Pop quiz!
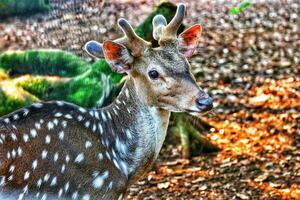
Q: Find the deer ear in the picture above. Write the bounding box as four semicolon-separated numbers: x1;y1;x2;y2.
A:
103;41;134;74
84;40;104;58
178;24;202;58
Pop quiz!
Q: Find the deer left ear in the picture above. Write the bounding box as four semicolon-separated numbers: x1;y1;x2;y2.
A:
178;24;202;58
103;41;134;74
84;40;104;58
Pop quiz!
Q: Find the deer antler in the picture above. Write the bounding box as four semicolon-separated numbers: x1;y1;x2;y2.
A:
115;18;150;57
85;18;150;58
152;3;186;44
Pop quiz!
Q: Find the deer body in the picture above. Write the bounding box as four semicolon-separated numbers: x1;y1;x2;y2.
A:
0;3;213;199
0;78;170;199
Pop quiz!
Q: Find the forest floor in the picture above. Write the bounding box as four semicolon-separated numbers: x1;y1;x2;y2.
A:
0;0;299;199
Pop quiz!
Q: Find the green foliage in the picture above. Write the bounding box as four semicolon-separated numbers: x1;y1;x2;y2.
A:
0;50;89;77
0;0;51;17
230;1;252;15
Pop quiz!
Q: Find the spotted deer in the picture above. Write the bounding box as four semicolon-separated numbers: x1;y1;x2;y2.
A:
0;3;213;200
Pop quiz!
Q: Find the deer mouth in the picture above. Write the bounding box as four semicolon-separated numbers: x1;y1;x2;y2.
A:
183;107;213;116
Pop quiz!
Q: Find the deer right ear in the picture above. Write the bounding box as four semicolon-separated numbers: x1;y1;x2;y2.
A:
102;41;134;74
84;40;104;58
178;24;202;59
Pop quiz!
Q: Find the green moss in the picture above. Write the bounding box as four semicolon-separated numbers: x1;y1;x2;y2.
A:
0;50;89;77
0;87;36;116
15;76;53;97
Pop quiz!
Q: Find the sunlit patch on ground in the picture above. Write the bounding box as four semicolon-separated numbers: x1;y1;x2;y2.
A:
201;77;300;199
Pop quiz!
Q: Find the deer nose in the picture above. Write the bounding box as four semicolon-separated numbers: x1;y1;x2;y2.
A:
196;97;213;112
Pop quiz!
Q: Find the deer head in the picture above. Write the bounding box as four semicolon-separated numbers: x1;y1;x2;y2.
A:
85;3;213;115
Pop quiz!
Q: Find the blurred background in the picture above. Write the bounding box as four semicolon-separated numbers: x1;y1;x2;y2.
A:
0;0;299;199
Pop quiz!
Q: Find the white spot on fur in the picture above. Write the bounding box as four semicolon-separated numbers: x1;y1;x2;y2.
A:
65;155;70;163
41;193;47;200
37;178;42;188
54;112;63;117
101;112;107;121
24;171;30;180
13;114;19;120
98;153;103;161
43;173;50;182
94;111;99;119
85;141;92;149
41;150;48;159
23;134;29;143
53;119;59;126
89;111;94;117
45;135;51;144
47;122;54;130
61;164;66;173
50;177;57;186
64;182;70;192
32;160;38;170
92;124;97;132
107;111;112;120
54;152;59;162
113;108;118;115
11;133;17;141
72;191;78;199
98;123;103;135
62;121;67;128
65;114;72;119
58;188;63;197
92;171;109;189
82;194;91;200
30;129;37;138
17;147;22;156
9;165;15;173
11;149;16;158
79;107;87;113
75;153;84;163
77;115;83;121
58;131;64;140
84;121;90;128
23;109;29;116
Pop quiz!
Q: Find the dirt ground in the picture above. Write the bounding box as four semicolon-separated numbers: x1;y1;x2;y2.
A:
0;0;299;199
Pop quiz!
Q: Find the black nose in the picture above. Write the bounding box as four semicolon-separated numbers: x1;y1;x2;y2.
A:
196;97;213;112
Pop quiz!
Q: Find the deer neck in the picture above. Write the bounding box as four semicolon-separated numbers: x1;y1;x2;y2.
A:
99;78;170;185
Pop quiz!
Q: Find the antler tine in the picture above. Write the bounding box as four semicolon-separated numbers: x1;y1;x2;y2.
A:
163;3;186;40
152;15;167;41
117;18;149;56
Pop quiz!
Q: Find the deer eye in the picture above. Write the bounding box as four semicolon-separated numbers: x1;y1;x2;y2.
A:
148;70;159;80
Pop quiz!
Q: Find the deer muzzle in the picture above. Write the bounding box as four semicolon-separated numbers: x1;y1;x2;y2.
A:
195;96;213;112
